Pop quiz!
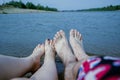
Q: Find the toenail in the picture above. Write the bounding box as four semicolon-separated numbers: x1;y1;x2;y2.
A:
48;39;50;41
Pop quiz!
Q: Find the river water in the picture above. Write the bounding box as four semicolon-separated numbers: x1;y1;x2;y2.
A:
0;11;120;57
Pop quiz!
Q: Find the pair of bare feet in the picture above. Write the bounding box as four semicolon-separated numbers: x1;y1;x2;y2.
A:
30;29;88;75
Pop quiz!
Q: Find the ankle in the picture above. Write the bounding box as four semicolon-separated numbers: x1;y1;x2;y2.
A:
28;56;40;73
65;62;76;80
78;55;89;62
64;59;76;67
45;56;55;61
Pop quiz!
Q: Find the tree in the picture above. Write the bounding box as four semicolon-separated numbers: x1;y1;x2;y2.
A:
1;0;58;11
26;2;36;9
19;0;26;8
4;0;26;8
36;4;45;10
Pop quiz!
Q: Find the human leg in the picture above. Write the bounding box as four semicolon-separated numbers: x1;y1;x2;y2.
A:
69;29;120;80
54;30;77;80
30;40;58;80
0;44;44;80
69;29;90;79
69;29;89;61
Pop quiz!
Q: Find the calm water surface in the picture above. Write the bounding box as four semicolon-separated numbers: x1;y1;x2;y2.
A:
0;11;120;57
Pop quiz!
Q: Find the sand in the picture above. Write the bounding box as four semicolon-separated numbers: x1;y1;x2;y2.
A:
0;7;50;14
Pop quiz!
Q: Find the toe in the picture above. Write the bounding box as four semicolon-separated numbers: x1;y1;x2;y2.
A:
53;37;57;43
70;29;74;36
57;31;62;39
55;34;58;39
60;30;65;38
74;29;77;38
77;31;82;40
72;29;75;37
54;31;61;42
41;44;45;49
78;33;82;41
45;39;49;45
77;31;79;37
80;34;82;40
77;31;81;39
50;40;53;45
59;31;63;38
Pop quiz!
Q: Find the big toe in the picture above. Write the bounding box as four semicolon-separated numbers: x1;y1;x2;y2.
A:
59;30;65;38
45;39;50;45
45;39;54;50
45;39;53;46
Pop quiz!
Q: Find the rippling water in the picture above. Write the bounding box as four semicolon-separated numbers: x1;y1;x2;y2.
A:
0;11;120;57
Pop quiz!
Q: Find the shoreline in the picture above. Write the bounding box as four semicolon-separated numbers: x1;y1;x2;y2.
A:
0;7;52;14
0;7;119;14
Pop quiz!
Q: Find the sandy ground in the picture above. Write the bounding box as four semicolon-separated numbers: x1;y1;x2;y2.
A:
0;8;50;14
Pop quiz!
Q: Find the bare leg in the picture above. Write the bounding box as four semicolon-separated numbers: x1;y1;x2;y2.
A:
54;30;76;80
30;40;58;80
69;29;89;61
0;44;44;80
69;29;90;79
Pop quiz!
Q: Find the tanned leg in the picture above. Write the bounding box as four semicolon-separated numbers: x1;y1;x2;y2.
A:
0;44;44;80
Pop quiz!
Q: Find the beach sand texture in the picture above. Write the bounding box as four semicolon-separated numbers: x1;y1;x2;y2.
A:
0;7;49;14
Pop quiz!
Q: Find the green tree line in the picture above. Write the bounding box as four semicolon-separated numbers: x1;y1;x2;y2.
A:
0;0;58;11
78;5;120;11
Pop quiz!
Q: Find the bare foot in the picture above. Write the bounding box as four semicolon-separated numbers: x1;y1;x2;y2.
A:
69;29;89;61
44;39;55;59
29;44;45;72
54;30;76;66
